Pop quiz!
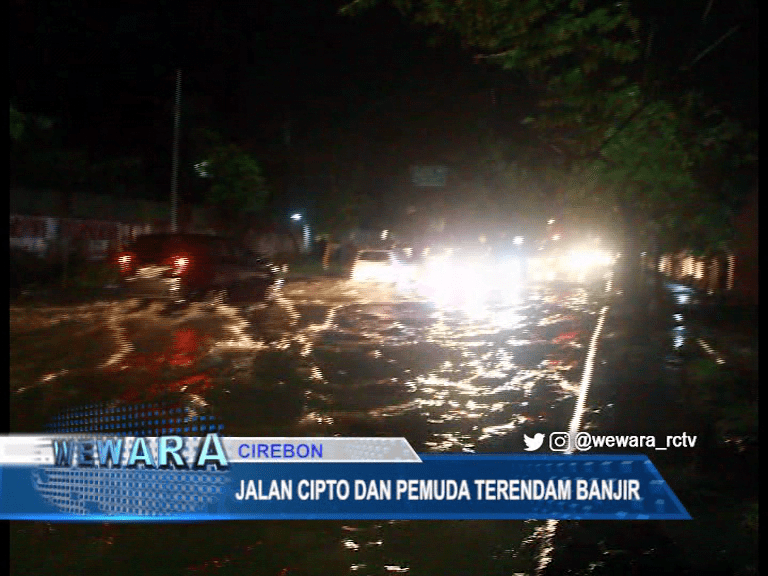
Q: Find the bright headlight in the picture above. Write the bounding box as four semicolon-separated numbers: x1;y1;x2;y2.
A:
568;249;613;269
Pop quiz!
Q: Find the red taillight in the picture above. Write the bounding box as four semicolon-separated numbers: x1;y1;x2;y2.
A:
117;252;136;275
169;255;190;276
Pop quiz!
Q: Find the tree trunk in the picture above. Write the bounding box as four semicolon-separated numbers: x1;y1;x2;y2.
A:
616;198;665;333
617;201;643;297
649;233;665;313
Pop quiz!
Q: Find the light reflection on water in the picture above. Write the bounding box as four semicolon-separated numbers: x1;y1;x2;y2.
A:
287;282;599;461
11;279;606;575
672;326;686;349
265;280;588;571
478;416;531;441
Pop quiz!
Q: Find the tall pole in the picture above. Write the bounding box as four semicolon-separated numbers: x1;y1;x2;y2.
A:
170;69;182;233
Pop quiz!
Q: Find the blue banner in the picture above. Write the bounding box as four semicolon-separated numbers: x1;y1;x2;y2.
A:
0;451;690;521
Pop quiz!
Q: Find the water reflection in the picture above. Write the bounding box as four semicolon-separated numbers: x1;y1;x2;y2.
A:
11;279;608;575
672;325;686;349
287;282;601;457
668;282;694;306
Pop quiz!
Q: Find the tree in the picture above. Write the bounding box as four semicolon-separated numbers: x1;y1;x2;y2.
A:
342;0;645;165
342;0;756;295
194;133;270;233
461;128;569;233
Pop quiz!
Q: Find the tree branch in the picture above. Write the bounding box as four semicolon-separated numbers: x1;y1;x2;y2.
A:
586;100;651;160
687;25;740;68
339;0;382;17
474;49;518;60
701;0;715;24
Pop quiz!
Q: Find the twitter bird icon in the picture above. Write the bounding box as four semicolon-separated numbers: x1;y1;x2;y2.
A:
523;433;545;451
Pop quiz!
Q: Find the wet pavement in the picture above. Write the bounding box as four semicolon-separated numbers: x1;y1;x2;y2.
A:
11;278;608;447
11;275;612;575
541;277;759;576
9;272;757;575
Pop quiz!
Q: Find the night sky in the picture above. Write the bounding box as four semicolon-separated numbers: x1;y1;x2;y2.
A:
10;0;758;221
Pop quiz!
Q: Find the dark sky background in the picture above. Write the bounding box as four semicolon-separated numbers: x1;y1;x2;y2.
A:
10;1;521;216
9;0;758;224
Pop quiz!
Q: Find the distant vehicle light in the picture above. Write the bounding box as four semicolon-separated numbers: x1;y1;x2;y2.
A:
513;236;524;245
552;235;561;241
416;251;523;307
567;248;613;270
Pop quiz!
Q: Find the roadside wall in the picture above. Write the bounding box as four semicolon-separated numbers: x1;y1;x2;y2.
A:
9;188;168;260
651;185;758;305
10;194;307;266
10;214;151;261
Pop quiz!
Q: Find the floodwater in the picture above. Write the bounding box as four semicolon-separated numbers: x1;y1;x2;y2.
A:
11;277;610;575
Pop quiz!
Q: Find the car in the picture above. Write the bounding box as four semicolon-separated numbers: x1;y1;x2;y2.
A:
115;233;282;304
350;249;409;283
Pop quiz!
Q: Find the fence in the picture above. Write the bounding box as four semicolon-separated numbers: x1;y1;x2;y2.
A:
646;251;735;295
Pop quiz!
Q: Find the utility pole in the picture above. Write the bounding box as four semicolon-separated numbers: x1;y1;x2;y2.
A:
170;69;182;233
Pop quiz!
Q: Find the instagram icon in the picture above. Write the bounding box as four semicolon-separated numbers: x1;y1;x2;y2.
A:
549;432;571;452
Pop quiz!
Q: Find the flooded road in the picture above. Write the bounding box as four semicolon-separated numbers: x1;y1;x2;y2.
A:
11;276;609;575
